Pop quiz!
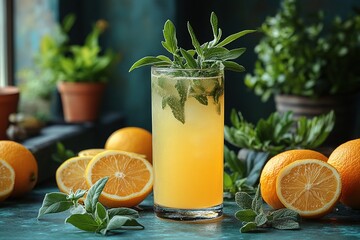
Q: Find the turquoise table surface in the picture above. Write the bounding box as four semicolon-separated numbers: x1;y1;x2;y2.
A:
1;183;359;240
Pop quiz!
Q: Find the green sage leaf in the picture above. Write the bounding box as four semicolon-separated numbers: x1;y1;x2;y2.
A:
180;48;197;68
129;56;168;72
217;29;257;47
235;192;253;209
255;212;268;226
37;192;73;218
187;22;202;57
107;208;139;219
272;219;300;230
240;222;258;233
271;208;300;221
252;186;263;214
85;177;108;214
162;20;178;54
164;95;185;124
222;61;245;72
103;216;130;234
235;209;257;222
65;213;100;232
210;11;219;45
95;202;108;224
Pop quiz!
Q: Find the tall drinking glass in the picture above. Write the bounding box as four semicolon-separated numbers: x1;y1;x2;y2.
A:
151;66;224;221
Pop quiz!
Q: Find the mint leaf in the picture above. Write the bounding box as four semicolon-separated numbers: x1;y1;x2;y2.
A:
37;192;73;218
85;177;108;213
240;222;257;233
65;213;100;232
235;209;257;222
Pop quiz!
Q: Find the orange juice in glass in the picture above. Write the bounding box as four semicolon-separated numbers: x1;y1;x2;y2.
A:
151;67;224;221
128;11;255;221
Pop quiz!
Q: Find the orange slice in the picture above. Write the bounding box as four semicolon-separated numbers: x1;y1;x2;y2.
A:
0;159;15;201
85;150;153;208
78;148;106;157
56;156;92;194
276;159;342;218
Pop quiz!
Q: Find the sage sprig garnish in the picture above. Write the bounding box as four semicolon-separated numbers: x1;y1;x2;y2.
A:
129;12;255;72
235;186;300;233
130;12;255;123
37;177;143;236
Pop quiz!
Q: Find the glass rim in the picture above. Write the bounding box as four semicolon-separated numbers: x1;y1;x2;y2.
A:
151;65;224;71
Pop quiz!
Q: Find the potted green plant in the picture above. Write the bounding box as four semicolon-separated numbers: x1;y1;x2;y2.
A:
22;14;118;123
56;15;118;123
244;0;360;145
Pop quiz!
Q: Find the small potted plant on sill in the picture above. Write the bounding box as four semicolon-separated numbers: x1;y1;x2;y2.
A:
56;15;118;123
33;14;118;123
244;0;360;146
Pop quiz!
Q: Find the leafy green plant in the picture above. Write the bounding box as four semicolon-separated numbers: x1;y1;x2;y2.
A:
235;186;300;233
223;109;335;196
225;110;335;154
245;0;360;101
38;177;144;236
223;146;268;196
59;17;117;82
20;14;117;89
18;14;118;120
51;142;76;163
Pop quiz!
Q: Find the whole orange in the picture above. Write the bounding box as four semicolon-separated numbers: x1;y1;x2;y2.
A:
0;140;38;197
260;149;328;209
327;138;360;209
105;127;152;163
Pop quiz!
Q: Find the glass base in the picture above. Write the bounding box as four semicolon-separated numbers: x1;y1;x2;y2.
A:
154;204;223;222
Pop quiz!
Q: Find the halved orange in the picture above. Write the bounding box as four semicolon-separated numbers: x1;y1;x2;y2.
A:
276;159;342;218
85;150;153;208
78;148;106;157
56;156;92;194
0;159;15;201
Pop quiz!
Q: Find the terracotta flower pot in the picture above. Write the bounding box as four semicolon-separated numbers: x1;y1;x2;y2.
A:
275;94;359;147
57;82;106;123
0;86;20;139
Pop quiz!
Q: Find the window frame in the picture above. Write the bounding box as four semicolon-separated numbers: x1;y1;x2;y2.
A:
0;0;13;87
